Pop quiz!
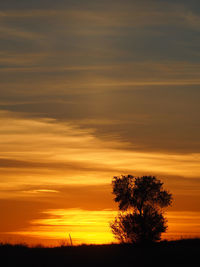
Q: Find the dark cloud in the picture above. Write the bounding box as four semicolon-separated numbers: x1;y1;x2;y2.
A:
0;157;116;173
1;84;200;153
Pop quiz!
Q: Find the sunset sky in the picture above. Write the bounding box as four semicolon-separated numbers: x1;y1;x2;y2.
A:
0;0;200;246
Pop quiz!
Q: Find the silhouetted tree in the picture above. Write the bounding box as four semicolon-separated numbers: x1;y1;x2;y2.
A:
110;175;172;244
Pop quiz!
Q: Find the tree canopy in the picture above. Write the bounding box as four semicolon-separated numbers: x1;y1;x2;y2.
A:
110;175;172;244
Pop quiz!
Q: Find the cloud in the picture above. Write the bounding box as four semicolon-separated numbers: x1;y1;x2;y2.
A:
0;110;200;194
0;1;200;65
0;24;43;41
23;189;59;194
1;2;200;30
1;61;200;99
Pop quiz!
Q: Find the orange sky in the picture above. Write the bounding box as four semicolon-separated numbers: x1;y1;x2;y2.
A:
0;111;200;245
0;0;200;245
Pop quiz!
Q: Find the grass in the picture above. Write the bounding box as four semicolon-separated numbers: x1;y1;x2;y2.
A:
0;238;199;267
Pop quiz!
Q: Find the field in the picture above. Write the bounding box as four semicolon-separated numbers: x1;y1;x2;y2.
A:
0;239;199;267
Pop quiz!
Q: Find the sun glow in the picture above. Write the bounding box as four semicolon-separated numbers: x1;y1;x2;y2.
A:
10;209;200;245
12;209;117;245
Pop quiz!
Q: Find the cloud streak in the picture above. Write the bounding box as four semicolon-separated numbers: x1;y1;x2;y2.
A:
0;111;200;190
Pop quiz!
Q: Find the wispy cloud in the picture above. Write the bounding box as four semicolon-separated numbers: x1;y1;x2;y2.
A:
0;24;43;41
1;2;200;30
0;110;200;194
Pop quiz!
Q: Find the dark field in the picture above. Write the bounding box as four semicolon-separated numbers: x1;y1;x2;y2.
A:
1;239;199;267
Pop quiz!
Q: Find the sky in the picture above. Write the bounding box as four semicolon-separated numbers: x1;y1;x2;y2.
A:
0;0;200;245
